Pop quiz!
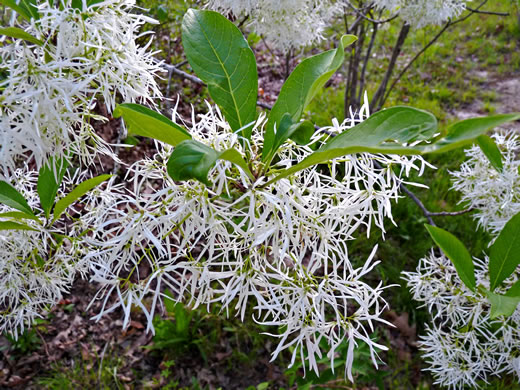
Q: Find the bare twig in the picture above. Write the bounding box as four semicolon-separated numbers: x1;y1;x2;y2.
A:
428;209;474;217
160;62;204;85
159;61;276;111
381;21;450;107
377;0;503;108
237;14;249;28
344;1;399;24
465;7;509;16
370;22;410;111
399;184;436;226
257;101;272;110
34;327;50;358
357;21;378;104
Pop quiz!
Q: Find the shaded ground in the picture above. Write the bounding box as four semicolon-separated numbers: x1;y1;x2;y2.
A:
453;70;520;131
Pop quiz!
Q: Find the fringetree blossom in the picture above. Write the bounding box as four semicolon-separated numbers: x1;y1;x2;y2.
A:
371;0;470;28
206;0;342;51
206;0;470;51
404;130;520;388
81;98;432;377
0;0;162;174
403;252;520;388
0;168;97;338
450;130;520;236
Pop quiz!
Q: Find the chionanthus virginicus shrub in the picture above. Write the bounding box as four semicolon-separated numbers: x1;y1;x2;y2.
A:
405;131;520;388
1;0;520;383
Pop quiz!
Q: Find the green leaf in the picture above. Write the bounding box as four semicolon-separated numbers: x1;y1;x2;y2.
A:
114;104;191;147
0;220;36;231
476;134;503;172
425;224;476;292
0;0;39;21
505;279;520;297
0;26;43;45
0;211;39;221
182;9;258;138
167;140;253;186
263;113;314;166
486;290;520;319
489;212;520;291
425;113;520;154
38;157;69;218
174;302;192;336
0;181;34;216
163;289;177;315
263;35;357;160
219;149;255;181
53;175;112;221
266;106;437;185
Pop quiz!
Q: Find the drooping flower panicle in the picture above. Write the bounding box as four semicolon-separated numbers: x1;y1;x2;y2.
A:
0;0;162;173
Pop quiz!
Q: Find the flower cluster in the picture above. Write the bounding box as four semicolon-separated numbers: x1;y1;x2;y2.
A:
450;130;520;236
0;0;162;174
371;0;469;28
403;251;520;389
206;0;341;51
0;168;93;338
206;0;470;50
81;98;431;377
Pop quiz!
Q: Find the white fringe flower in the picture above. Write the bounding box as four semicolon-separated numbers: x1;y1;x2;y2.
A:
0;168;95;338
206;0;342;51
371;0;469;28
450;130;520;236
403;251;520;388
0;0;162;173
83;97;431;378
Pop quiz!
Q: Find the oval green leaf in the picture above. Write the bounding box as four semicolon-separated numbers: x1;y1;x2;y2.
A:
266;106;436;185
53;175;112;222
167;140;253;186
486;290;520;319
425;224;476;292
114;103;191;147
0;211;40;221
476;134;503;172
0;181;34;216
0;220;36;231
38;156;69;218
264;113;315;166
505;279;520;297
182;9;258;138
0;26;43;45
426;113;520;154
489;212;520;291
263;35;357;161
0;0;39;21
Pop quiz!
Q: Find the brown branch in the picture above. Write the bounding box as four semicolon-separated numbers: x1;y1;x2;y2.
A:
381;21;450;107
159;62;273;111
357;21;378;103
370;22;410;111
399;184;436;226
465;7;509;16
378;0;503;107
344;1;399;24
428;209;474;217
